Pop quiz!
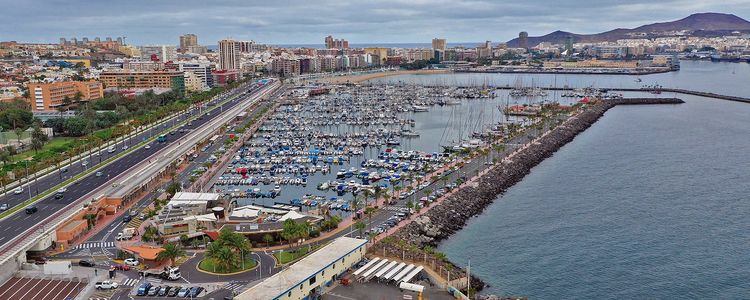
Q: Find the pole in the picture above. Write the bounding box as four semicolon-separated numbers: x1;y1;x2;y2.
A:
466;259;470;298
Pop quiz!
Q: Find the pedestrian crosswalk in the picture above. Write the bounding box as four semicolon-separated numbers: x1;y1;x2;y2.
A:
120;278;140;287
223;282;246;293
75;242;115;249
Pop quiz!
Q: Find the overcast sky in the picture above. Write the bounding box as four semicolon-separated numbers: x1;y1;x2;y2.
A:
2;0;750;45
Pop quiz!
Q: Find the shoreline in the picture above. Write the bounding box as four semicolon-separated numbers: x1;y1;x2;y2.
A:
369;97;684;296
455;68;674;75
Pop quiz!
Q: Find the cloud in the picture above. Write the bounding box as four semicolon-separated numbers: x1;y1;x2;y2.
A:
1;0;749;45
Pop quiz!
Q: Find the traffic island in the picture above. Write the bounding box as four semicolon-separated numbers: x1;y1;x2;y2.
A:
197;256;257;275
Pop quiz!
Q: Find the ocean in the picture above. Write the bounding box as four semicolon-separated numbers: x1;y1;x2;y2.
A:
370;61;750;299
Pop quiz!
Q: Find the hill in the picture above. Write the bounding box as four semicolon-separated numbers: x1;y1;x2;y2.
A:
507;13;750;47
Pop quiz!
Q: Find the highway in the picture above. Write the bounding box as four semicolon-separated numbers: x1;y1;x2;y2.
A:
0;80;276;251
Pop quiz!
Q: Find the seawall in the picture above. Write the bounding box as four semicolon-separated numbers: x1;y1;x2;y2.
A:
369;97;683;292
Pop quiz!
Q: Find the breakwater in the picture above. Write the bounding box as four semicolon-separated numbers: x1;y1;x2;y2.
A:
454;68;673;75
369;97;683;292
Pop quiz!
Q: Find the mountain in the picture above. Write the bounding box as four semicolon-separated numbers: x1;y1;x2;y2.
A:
506;13;750;47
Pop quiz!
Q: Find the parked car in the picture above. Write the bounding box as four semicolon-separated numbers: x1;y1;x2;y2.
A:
95;281;118;289
147;286;159;296
189;287;204;297
34;257;47;265
157;286;170;296
124;258;139;266
167;286;180;297
136;282;152;296
177;287;190;297
78;259;96;267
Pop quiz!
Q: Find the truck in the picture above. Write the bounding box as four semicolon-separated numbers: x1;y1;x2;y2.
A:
115;227;136;241
138;266;181;281
95;280;119;290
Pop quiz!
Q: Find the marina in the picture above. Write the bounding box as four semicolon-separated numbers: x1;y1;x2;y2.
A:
207;83;595;214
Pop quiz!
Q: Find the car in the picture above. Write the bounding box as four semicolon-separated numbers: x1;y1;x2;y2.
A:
33;257;47;265
107;146;116;153
189;287;204;297
145;144;151;149
139;214;147;220
25;206;38;214
167;286;180;297
113;264;130;271
147;286;159;296
158;286;169;296
177;287;190;297
13;187;23;194
95;281;118;289
124;258;139;266
78;259;96;267
95;171;103;177
123;215;132;223
61;167;68;173
81;160;88;167
0;203;8;211
122;145;128;151
137;283;152;296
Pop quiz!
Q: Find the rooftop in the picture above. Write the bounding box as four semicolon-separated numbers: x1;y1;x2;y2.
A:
238;237;367;300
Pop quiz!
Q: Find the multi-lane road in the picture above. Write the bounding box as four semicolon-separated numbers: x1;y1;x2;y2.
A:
0;80;276;250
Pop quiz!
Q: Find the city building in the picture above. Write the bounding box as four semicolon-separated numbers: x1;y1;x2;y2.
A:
432;38;447;51
139;45;178;62
211;69;240;86
271;58;301;77
218;39;241;71
26;81;103;111
519;31;529;49
324;35;349;49
99;70;185;94
237;237;367;300
178;62;214;90
179;34;198;51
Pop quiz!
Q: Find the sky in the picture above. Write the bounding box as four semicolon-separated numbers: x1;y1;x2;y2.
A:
2;0;750;46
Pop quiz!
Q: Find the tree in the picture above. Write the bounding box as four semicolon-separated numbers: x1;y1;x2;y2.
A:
262;233;274;247
206;242;237;272
30;125;48;153
365;207;376;231
156;243;186;266
355;221;366;237
165;181;181;196
13;127;24;143
219;228;251;254
179;234;189;246
281;219;299;247
83;213;97;229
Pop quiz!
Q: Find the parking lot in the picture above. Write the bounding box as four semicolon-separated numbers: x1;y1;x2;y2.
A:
0;277;86;300
324;280;453;300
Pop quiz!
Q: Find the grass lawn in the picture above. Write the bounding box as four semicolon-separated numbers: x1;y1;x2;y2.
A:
10;137;75;162
198;256;257;274
273;244;322;264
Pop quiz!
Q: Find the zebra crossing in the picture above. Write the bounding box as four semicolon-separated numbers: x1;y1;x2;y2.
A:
120;278;140;287
223;282;246;293
75;242;115;249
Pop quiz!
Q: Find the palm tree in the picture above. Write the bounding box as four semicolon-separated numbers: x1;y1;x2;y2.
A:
365;207;376;231
157;243;186;266
83;214;97;229
355;221;366;237
361;188;373;207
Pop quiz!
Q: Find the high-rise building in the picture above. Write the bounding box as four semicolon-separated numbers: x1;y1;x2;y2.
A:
325;35;334;49
218;39;241;71
432;38;447;51
179;62;214;90
139;45;178;62
518;31;529;49
179;34;198;51
324;35;349;49
26;81;104;111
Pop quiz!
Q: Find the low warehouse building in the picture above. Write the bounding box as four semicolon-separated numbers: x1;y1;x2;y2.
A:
237;237;367;300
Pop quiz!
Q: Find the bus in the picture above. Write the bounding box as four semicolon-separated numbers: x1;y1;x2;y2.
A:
157;134;167;143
